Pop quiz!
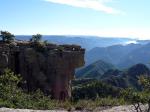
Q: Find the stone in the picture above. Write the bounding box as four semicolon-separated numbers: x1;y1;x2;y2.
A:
0;41;85;100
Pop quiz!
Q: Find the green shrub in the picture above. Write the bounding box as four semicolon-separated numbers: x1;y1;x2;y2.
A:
0;31;15;42
72;80;120;101
120;76;150;112
0;69;131;110
0;69;55;109
30;34;42;43
72;97;126;110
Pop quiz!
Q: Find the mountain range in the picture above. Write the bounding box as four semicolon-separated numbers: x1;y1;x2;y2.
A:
102;64;150;90
85;43;150;68
15;35;150;90
76;60;115;79
16;35;150;73
76;61;150;90
16;35;147;50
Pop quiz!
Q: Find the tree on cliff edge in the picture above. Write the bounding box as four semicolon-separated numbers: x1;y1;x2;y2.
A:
0;31;15;42
30;34;42;43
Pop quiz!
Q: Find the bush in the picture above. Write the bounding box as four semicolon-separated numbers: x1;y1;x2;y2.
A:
0;69;55;109
0;31;15;42
120;76;150;112
0;69;127;110
72;97;126;110
72;80;120;101
30;34;42;43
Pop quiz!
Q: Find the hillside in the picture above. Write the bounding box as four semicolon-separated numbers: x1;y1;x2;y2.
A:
76;62;150;90
118;43;150;68
85;43;150;68
76;60;115;79
85;43;141;66
102;64;150;90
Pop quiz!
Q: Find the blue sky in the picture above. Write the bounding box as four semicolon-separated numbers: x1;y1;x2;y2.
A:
0;0;150;39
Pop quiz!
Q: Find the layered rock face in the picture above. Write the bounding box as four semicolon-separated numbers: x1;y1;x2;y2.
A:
0;41;85;100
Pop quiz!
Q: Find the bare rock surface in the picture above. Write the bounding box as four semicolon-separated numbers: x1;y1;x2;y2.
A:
0;105;148;112
0;108;67;112
94;105;148;112
0;41;85;100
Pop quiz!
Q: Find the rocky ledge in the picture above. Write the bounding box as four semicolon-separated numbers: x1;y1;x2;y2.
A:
0;41;85;100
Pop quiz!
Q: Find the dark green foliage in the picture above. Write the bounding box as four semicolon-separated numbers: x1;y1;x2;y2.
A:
0;69;64;109
140;76;150;91
139;76;150;111
71;97;126;110
30;34;42;43
0;69;49;109
103;64;150;90
43;40;49;45
72;79;127;109
120;76;150;112
127;64;150;78
0;31;15;42
58;46;65;51
33;42;48;53
73;63;150;111
72;78;97;87
30;34;52;53
72;80;120;101
76;60;115;79
0;69;125;110
30;39;51;53
101;69;123;79
77;62;150;90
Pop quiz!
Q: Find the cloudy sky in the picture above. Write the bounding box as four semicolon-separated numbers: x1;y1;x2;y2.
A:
0;0;150;39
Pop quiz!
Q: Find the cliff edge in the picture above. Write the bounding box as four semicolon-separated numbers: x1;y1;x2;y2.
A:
0;41;85;100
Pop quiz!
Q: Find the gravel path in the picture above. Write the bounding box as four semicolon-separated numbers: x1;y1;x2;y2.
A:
0;108;67;112
94;105;148;112
0;105;148;112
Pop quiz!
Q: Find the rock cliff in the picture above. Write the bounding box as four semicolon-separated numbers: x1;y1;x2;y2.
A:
0;41;85;100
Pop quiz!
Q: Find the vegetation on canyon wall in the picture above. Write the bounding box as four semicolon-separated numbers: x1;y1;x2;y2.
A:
0;69;149;111
0;69;125;110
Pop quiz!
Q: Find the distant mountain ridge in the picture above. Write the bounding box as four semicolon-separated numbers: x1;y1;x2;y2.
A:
16;35;140;50
16;35;150;69
102;64;150;90
76;60;115;79
76;62;150;90
85;43;142;66
118;43;150;68
85;42;150;68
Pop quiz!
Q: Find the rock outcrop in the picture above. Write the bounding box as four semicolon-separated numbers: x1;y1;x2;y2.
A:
0;41;85;100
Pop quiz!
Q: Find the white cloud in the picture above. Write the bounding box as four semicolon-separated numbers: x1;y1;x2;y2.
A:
44;0;122;14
